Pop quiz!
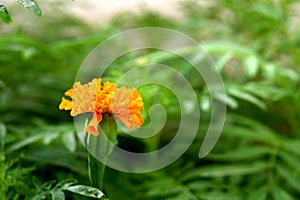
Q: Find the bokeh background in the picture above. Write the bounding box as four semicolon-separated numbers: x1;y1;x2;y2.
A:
0;0;300;199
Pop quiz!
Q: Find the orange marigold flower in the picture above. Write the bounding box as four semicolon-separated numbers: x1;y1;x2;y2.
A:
112;87;144;130
59;78;144;136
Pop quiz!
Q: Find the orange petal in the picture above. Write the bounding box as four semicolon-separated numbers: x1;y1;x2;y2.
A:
84;126;99;136
116;114;133;130
59;97;72;110
130;113;144;127
64;89;73;98
84;113;102;136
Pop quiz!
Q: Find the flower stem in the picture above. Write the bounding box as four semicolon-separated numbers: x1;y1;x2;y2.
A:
87;115;117;191
88;152;106;190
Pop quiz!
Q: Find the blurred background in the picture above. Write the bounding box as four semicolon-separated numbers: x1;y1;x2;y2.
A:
0;0;300;199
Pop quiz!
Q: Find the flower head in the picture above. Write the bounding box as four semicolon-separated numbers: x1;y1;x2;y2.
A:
59;78;144;136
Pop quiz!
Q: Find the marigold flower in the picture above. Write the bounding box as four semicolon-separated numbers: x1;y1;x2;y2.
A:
59;78;144;136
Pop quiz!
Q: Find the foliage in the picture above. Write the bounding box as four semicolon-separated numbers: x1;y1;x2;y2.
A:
32;179;106;200
0;0;41;23
0;0;299;199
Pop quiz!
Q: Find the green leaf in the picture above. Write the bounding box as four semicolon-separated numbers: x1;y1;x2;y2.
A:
280;67;299;81
224;114;281;146
5;134;45;154
142;173;198;200
0;3;12;23
216;51;233;70
53;179;77;190
66;185;104;199
262;63;277;80
16;0;42;16
0;122;6;152
228;87;266;109
282;140;300;157
196;191;242;200
208;146;272;161
252;3;282;21
276;164;300;192
181;162;268;180
223;95;239;109
186;181;216;191
223;125;279;146
24;148;87;176
144;179;183;197
242;82;287;101
32;194;48;200
50;190;65;200
243;55;259;78
202;41;253;57
247;186;268;200
42;132;59;145
37;180;56;192
279;150;300;173
62;132;76;152
33;180;56;200
270;185;294;200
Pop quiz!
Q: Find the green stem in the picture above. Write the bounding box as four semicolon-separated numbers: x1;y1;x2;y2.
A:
87;115;117;191
88;152;107;190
